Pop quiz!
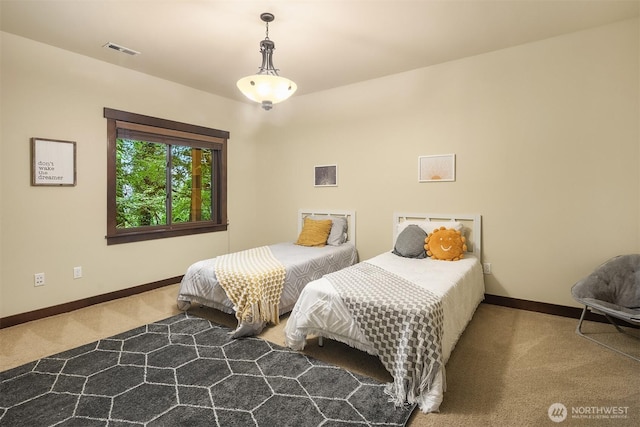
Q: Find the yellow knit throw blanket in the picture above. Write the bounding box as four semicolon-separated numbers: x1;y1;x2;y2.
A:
215;246;286;325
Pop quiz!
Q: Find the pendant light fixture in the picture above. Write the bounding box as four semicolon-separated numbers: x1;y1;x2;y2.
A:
236;12;297;110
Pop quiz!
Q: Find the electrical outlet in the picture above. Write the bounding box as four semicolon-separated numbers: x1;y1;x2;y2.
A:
34;273;45;286
73;266;82;279
483;263;492;275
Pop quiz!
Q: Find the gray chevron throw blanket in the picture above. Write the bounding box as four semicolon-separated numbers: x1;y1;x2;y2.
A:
324;262;444;407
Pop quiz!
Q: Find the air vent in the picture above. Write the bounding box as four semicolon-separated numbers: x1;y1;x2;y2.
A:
103;42;140;56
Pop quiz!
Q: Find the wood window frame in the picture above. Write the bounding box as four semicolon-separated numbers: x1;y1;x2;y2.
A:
104;108;229;245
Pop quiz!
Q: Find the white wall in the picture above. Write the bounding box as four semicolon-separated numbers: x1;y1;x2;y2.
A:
1;17;638;319
255;18;640;308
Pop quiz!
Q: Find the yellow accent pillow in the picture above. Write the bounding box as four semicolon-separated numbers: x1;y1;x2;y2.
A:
296;217;332;247
424;226;467;261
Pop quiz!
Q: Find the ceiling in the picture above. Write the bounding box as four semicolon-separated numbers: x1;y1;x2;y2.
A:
1;1;638;104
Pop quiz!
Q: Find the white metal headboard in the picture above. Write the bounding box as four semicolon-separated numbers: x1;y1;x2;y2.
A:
393;212;481;261
298;209;356;245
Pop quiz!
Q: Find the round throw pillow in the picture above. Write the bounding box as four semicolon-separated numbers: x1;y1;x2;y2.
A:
425;227;467;261
392;224;427;259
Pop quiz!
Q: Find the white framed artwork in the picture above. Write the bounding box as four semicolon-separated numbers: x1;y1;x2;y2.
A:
314;164;338;187
419;154;455;182
31;137;77;186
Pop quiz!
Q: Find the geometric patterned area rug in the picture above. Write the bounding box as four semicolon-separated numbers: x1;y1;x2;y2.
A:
0;313;415;426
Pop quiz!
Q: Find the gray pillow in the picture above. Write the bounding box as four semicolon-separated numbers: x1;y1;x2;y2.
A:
392;224;427;258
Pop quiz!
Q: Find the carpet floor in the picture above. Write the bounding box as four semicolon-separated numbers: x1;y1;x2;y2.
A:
0;312;415;427
1;284;638;426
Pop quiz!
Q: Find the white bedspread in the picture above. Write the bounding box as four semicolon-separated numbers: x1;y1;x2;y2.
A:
284;251;484;412
178;242;358;325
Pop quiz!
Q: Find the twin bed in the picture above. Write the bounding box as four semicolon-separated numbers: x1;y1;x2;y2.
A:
178;211;484;413
284;213;485;413
177;209;358;336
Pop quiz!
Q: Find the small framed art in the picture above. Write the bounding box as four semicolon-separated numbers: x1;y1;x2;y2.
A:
419;154;455;182
31;138;77;186
314;164;338;187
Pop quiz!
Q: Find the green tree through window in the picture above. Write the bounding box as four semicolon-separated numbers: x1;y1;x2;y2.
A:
171;145;212;224
116;139;166;227
105;108;229;245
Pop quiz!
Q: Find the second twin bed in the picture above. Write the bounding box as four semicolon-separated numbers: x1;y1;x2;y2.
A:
284;213;485;413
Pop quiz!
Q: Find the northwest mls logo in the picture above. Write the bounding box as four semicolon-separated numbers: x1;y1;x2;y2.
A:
548;403;568;423
548;403;630;422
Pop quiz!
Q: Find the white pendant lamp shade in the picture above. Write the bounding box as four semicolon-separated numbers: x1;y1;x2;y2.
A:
237;13;297;110
236;74;297;110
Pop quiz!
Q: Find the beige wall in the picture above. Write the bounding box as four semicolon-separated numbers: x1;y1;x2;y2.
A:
0;32;264;318
255;18;640;307
1;17;638;319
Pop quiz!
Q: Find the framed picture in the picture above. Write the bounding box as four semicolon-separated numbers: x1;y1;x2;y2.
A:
419;154;455;182
314;164;338;187
31;137;77;186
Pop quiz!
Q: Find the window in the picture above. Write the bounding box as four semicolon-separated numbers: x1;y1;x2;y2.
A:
104;108;229;245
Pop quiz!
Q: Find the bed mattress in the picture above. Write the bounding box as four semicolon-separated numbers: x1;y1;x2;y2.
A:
177;241;358;316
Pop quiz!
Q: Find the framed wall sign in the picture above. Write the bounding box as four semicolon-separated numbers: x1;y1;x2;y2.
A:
419;154;455;182
314;164;338;187
31;138;77;186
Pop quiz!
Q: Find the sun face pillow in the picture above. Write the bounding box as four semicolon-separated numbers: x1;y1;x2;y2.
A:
424;226;467;261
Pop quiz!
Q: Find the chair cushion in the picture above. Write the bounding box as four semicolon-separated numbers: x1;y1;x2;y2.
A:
571;254;640;309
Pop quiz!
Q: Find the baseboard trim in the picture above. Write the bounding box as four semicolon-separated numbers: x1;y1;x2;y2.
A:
483;294;638;328
1;285;632;330
0;276;183;329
